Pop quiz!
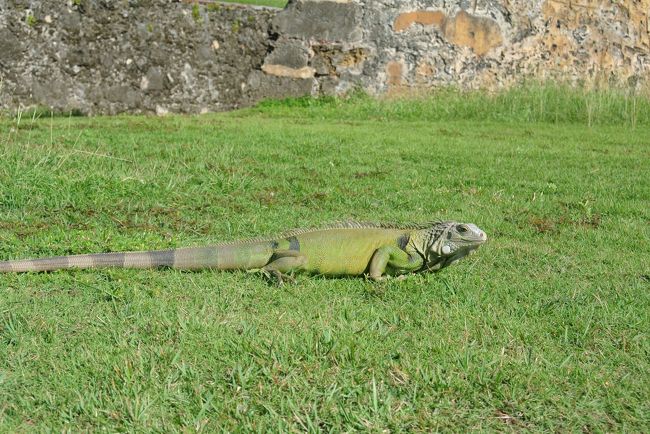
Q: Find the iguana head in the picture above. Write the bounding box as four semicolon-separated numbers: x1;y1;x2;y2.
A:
414;221;487;272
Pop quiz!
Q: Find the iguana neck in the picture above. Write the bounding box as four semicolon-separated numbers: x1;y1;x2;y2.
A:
408;223;453;271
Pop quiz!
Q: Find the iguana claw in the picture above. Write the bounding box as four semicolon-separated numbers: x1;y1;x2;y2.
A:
267;269;295;285
368;274;409;282
248;268;295;285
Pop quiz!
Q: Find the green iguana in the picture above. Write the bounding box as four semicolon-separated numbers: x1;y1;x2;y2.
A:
0;221;487;281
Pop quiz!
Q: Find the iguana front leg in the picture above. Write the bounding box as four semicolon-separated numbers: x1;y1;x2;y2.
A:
368;246;423;281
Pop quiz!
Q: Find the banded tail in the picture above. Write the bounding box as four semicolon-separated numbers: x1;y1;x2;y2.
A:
0;243;274;273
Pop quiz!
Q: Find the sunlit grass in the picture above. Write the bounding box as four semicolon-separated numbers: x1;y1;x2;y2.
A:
250;84;650;127
0;88;648;431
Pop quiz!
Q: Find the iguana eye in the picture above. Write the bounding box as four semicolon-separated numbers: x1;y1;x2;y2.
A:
457;226;468;234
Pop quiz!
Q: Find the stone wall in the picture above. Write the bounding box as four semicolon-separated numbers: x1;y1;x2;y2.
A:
258;0;650;97
1;0;648;115
0;0;276;114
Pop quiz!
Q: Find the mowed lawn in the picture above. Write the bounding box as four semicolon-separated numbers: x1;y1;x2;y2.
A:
0;92;649;431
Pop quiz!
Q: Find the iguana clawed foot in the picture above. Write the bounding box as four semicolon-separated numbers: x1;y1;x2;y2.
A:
369;274;409;282
266;269;296;285
249;268;296;285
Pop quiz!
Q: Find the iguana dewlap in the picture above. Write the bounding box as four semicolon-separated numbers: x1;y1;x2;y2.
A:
0;221;487;281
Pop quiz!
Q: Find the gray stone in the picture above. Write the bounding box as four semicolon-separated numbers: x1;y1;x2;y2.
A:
141;66;164;92
264;39;311;69
0;0;278;114
311;51;334;76
318;76;340;94
31;80;66;108
104;85;140;106
0;28;23;59
247;70;315;100
272;0;363;42
195;44;215;64
59;11;81;33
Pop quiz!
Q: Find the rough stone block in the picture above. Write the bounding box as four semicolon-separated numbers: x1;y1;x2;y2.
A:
318;75;340;94
330;47;369;74
394;11;446;32
443;11;503;56
261;63;316;79
264;39;311;69
311;44;370;77
386;60;405;87
394;9;503;56
415;61;436;82
140;66;164;92
247;70;316;99
273;0;363;42
0;28;23;58
311;51;335;76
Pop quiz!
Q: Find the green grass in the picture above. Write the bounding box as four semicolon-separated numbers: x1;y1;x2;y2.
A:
1;88;649;431
254;85;650;127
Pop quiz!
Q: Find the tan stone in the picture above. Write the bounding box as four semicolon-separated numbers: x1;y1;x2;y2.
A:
386;61;404;87
394;11;446;32
262;64;315;79
394;9;503;56
538;0;650;82
415;62;435;83
336;48;369;69
442;11;503;56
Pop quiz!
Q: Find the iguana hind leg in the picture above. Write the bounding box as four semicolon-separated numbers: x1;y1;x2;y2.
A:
261;250;307;284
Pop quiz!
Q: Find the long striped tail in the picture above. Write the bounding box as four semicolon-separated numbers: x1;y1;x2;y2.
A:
0;243;273;273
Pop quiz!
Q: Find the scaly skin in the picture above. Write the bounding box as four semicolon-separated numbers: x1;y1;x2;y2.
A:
0;221;487;281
